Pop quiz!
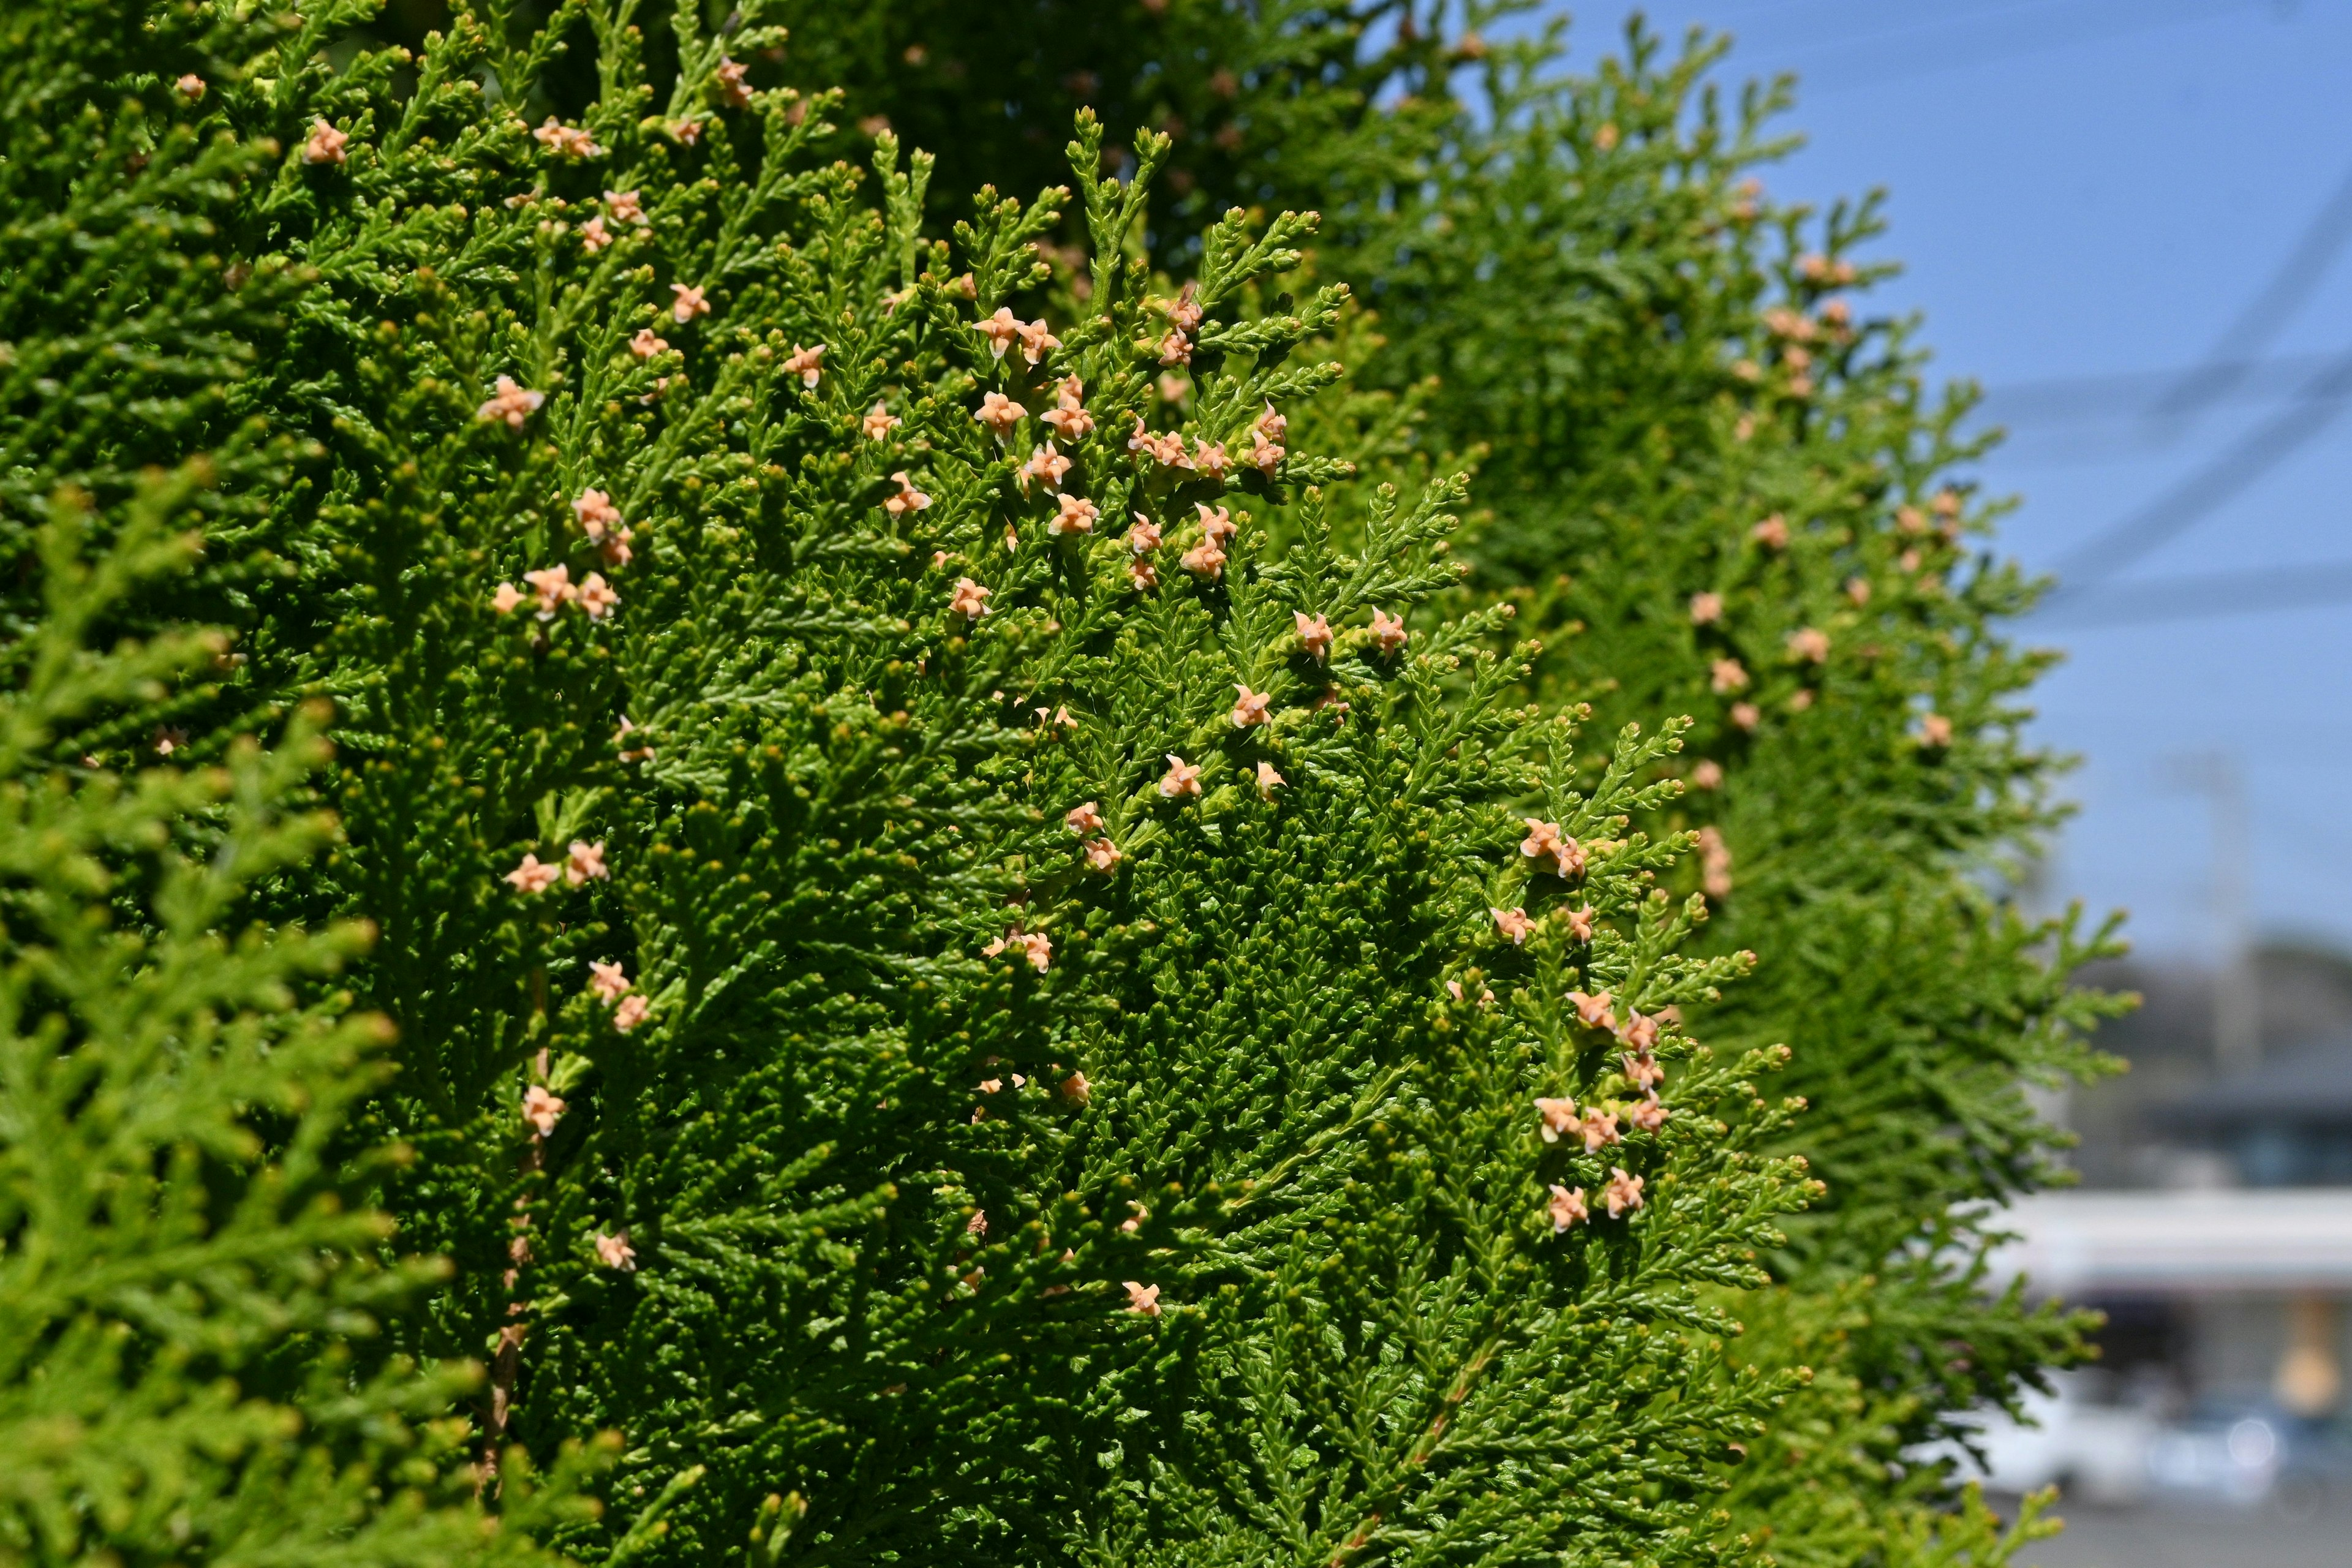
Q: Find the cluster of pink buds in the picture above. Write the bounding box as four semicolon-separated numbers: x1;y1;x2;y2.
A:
983;926;1053;972
1370;610;1408;654
1295;611;1333;660
1749;513;1789;549
715;56;753;107
1041;377;1093;439
571;488;635;565
532;118;603;158
1050;492;1098;537
522;1084;565;1136
975;391;1026;438
1798;252;1859;286
605;189;648;226
782;343;824;387
1155;282;1204;366
1604;1167;1645;1216
1491;906;1533;944
588;959;652;1031
1159;755;1202;799
492;563;619;621
949;577;991;620
1520;818;1585;878
303;119;349;165
1569;989;1616;1031
1548;1183;1588;1231
1125;514;1163;589
669;283;710;323
1696;825;1733;900
975;307;1061;367
864;402;901;440
1248;404;1285;474
1020;440;1071;492
1180;537;1224;579
1127;417;1191;470
505;839;609;896
885;472;932;517
1231;684;1271;728
476;375;545;428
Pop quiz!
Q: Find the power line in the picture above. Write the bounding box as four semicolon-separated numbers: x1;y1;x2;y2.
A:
1794;0;2266;97
1980;352;2342;428
2150;155;2352;423
2044;347;2352;590
2032;557;2352;628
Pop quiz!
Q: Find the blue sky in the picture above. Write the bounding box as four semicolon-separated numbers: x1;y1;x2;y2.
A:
1544;0;2352;958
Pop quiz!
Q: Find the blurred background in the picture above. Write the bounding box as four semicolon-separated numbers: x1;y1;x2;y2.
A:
1546;1;2351;1561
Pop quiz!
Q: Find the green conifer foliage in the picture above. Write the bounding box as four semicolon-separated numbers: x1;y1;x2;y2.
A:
0;494;589;1567
746;3;2130;1561
0;13;587;1558
153;6;1820;1558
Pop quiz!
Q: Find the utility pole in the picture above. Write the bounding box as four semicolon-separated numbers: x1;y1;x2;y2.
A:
2172;752;2258;1071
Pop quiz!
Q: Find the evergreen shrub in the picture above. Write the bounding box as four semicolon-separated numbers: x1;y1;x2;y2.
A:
2;1;2116;1564
707;2;2130;1562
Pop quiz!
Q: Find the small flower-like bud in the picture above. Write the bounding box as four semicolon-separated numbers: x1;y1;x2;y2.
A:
303;119;349;165
575;571;619;620
1050;492;1099;536
949;578;992;619
783;343;825;386
1295;612;1333;660
1548;1183;1589;1232
974;391;1027;437
522;1084;566;1136
1160;755;1203;799
1604;1167;1645;1216
565;840;609;885
477;375;546;428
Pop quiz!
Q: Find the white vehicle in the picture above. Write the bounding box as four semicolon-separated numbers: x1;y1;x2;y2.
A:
1931;1373;2160;1506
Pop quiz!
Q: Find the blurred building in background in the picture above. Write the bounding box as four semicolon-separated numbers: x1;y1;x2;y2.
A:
1967;952;2352;1506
